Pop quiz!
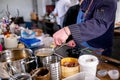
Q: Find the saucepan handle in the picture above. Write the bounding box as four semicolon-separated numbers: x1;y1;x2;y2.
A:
22;56;36;64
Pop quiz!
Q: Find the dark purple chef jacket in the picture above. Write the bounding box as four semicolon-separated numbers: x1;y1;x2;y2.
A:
68;0;117;56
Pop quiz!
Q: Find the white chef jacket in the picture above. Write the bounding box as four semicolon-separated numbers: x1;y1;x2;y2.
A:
52;0;78;27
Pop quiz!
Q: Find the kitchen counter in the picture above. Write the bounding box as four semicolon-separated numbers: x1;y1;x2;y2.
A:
0;46;120;80
91;52;120;80
114;29;120;34
62;53;120;80
58;46;120;80
114;22;120;34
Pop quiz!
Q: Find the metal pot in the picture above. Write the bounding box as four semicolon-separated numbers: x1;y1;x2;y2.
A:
0;48;36;75
34;48;53;67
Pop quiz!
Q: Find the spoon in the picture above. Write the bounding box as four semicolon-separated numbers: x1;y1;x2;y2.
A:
31;69;40;78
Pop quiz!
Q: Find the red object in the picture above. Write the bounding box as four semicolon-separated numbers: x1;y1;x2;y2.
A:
0;44;2;51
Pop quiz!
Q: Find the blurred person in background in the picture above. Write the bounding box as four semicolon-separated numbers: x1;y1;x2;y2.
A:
53;0;117;57
63;0;82;26
52;0;78;28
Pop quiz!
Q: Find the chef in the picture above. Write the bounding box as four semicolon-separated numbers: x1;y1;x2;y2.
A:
53;0;117;57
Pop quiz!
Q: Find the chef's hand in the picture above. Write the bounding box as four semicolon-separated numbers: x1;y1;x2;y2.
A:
67;40;76;47
53;27;71;47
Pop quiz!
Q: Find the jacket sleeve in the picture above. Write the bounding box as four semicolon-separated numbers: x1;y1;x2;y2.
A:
68;0;117;43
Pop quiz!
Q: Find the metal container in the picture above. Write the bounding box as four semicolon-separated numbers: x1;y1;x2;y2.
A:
34;48;53;67
42;55;61;80
0;48;36;75
31;67;50;80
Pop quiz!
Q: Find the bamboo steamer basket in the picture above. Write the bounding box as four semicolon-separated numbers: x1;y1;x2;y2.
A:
61;57;80;78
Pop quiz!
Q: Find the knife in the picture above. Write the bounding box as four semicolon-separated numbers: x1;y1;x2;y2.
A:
102;59;120;67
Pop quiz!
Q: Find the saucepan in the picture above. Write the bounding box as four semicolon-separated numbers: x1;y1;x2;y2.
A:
34;46;66;68
34;48;53;67
0;48;36;75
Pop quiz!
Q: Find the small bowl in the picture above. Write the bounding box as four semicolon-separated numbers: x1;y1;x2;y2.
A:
108;70;119;80
97;70;107;77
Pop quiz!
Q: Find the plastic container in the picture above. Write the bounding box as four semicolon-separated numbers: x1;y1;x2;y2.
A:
21;29;35;39
78;55;99;77
63;72;100;80
4;34;18;49
97;70;107;77
108;70;119;80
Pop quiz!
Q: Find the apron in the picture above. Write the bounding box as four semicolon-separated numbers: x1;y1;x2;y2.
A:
76;9;103;54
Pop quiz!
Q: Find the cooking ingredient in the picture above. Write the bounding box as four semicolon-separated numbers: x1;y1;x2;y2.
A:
35;52;52;57
35;48;53;57
63;62;79;67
